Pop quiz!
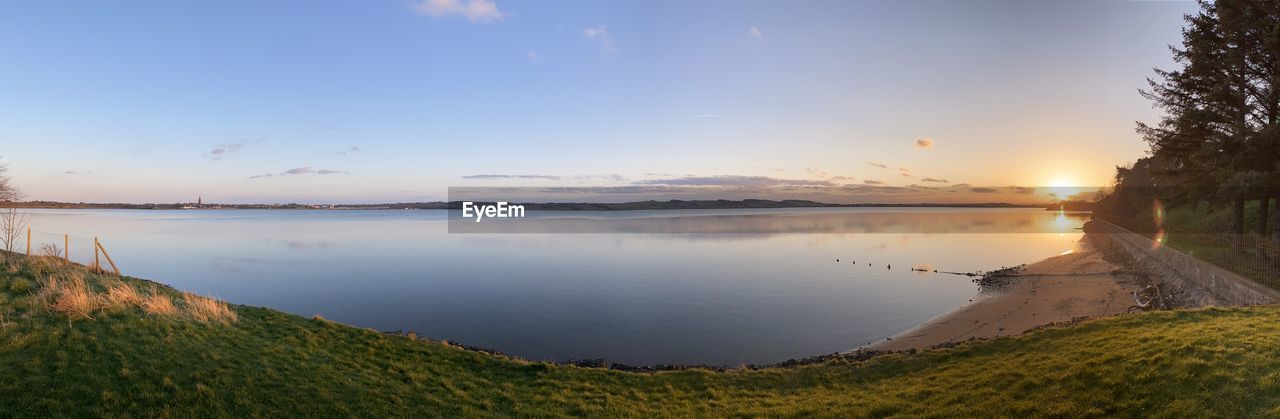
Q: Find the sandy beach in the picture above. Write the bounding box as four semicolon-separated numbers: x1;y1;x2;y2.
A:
869;237;1138;351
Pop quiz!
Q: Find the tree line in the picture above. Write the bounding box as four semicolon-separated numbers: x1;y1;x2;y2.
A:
1098;1;1280;246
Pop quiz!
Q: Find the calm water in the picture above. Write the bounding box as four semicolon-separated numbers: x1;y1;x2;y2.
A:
21;207;1088;365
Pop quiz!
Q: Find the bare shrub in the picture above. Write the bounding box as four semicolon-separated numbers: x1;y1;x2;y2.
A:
0;208;27;256
183;292;237;323
39;244;63;259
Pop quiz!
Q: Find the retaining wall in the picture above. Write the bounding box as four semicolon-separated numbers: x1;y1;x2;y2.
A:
1087;219;1280;306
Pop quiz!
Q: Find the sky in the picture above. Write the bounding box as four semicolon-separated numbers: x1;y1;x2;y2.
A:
0;0;1200;204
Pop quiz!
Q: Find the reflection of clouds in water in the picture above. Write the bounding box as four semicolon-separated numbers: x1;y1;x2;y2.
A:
211;255;306;276
256;238;338;252
211;257;243;275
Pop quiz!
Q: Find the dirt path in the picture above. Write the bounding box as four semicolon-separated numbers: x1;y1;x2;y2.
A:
867;238;1138;352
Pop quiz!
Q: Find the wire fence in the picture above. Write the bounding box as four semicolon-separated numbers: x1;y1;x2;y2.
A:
7;227;121;275
1158;228;1280;290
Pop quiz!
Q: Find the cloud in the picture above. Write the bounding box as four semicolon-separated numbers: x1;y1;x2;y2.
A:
462;174;626;182
749;26;766;40
970;187;998;193
806;168;830;178
527;50;541;62
206;138;265;160
464;174;562;180
583;26;618;54
249;167;348;180
1012;186;1036;195
831;175;857;182
866;162;891;170
61;170;90;175
332;146;361;155
921;177;949;183
898;168;913;177
914;137;934;149
863;179;884;185
409;0;504;23
636;175;838;187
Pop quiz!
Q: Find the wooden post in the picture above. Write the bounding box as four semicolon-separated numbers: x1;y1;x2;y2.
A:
94;237;100;271
97;241;120;275
64;234;69;262
25;227;30;256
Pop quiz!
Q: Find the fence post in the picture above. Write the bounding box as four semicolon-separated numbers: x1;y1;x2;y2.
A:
64;234;69;262
25;227;30;256
97;240;120;275
94;237;100;271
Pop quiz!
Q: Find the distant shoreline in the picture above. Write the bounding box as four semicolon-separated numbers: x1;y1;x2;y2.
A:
10;199;1078;211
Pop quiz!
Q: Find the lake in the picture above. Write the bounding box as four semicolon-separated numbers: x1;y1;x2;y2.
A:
18;207;1088;366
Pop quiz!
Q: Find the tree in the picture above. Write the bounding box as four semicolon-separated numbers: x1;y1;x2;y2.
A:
0;158;24;258
1134;1;1280;249
0;157;16;203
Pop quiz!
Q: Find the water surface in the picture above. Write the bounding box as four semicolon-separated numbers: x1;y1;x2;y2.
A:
21;207;1087;365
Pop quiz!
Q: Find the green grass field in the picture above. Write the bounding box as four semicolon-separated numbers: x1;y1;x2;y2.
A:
4;254;1280;417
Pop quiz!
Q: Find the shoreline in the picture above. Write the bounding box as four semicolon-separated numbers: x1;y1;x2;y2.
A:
864;234;1139;352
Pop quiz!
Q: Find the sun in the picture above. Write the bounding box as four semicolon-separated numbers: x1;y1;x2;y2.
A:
1048;176;1076;188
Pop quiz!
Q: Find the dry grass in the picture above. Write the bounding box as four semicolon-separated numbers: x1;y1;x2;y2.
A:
50;277;96;319
103;281;144;310
182;293;237;323
141;288;178;316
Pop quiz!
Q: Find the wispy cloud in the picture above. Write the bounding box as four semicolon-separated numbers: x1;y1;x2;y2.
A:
464;174;563;180
914;137;934;149
866;162;891;170
527;50;541;62
749;26;766;40
863;179;884;185
583;26;618;54
463;174;627;182
921;177;949;183
970;187;998;193
206;138;265;160
332;146;361;155
249;167;348;180
636;175;838;187
409;0;504;23
898;168;913;177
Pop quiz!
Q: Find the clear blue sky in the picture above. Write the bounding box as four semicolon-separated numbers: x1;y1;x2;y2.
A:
0;0;1198;203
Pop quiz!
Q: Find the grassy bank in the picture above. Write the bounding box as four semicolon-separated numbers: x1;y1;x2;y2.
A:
4;254;1280;416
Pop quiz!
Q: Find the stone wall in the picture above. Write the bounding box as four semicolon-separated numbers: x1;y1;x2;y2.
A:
1086;219;1280;306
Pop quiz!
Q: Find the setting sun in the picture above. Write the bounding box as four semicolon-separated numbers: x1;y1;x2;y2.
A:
1049;177;1077;188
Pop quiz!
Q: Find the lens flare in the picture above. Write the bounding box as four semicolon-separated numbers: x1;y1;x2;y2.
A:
1152;198;1165;228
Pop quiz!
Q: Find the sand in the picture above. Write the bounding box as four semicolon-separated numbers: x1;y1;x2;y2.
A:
867;237;1137;352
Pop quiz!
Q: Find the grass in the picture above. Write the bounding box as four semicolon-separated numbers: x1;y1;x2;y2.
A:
4;254;1280;416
